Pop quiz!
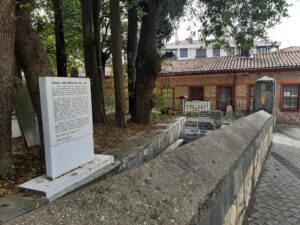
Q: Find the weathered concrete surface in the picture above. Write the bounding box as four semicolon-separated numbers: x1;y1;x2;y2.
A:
0;195;47;225
104;117;186;172
6;111;272;225
245;125;300;225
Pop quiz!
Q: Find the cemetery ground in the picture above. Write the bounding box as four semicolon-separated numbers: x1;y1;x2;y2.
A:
0;113;175;198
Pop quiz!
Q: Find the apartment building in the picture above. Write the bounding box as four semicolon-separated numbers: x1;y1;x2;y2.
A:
164;38;280;60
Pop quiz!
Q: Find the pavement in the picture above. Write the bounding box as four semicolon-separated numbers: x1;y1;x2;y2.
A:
0;195;47;225
245;125;300;225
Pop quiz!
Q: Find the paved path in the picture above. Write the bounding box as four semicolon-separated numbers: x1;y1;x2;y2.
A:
245;125;300;225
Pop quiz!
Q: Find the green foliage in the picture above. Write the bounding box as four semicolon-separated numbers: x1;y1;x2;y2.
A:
152;92;165;112
157;0;188;46
193;0;290;50
32;0;83;72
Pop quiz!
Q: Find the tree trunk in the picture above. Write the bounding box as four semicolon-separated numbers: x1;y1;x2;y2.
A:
0;0;15;177
132;0;164;124
93;0;106;121
53;0;67;77
109;0;127;127
81;0;106;124
127;1;138;115
15;0;55;146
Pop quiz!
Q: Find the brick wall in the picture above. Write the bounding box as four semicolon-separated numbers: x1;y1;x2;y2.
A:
156;70;300;124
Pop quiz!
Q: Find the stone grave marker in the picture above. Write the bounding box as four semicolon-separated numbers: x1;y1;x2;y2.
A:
226;105;233;118
183;121;215;141
39;77;109;179
184;100;211;114
13;79;40;147
199;110;224;128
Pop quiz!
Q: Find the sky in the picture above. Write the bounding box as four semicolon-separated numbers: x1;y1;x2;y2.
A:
171;0;300;48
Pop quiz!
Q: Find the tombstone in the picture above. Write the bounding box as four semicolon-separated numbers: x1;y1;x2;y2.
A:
183;121;215;142
199;110;224;128
179;96;187;114
184;100;211;114
254;76;276;127
39;77;113;179
13;79;40;147
226;105;233;118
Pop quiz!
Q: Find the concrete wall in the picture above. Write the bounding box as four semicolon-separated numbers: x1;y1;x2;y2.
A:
156;70;300;124
7;111;273;225
103;117;186;173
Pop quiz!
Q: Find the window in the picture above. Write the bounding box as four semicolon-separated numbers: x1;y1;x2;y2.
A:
196;49;206;58
165;49;177;57
282;85;299;110
256;46;271;54
227;47;235;56
180;48;188;58
189;87;204;100
162;88;174;108
249;85;255;112
213;47;220;57
217;86;233;111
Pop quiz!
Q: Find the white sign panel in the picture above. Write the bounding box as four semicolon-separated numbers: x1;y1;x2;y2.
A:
39;77;94;179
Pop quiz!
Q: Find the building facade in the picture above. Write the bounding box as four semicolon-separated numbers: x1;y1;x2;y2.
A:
156;51;300;124
164;38;280;60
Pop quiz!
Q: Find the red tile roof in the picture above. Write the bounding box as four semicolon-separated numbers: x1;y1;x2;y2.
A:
276;46;300;52
160;51;300;75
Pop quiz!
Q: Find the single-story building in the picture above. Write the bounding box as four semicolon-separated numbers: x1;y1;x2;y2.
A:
156;51;300;124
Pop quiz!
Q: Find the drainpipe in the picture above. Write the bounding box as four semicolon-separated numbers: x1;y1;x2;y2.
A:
233;74;237;111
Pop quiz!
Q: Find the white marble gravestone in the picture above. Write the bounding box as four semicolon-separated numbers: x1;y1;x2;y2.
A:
39;77;95;179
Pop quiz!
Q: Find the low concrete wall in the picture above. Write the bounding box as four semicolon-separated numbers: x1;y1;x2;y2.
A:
104;116;186;172
7;111;273;225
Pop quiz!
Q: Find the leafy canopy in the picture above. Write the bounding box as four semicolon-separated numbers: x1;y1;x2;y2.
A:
193;0;290;49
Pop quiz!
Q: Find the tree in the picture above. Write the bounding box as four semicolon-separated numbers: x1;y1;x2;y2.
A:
131;0;165;124
132;0;187;124
195;0;290;50
127;0;138;115
16;0;55;145
0;0;15;177
109;0;127;127
52;0;67;77
131;0;289;124
81;0;106;124
93;0;106;122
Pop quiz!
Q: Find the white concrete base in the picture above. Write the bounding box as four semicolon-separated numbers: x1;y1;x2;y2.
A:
19;154;115;202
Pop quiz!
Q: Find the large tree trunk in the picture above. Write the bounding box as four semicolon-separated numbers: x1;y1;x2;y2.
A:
53;0;67;77
109;0;127;127
81;0;106;124
93;0;106;121
0;0;15;177
132;0;164;124
16;0;55;146
127;0;138;115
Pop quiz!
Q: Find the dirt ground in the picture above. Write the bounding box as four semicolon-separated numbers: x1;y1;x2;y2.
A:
0;114;175;197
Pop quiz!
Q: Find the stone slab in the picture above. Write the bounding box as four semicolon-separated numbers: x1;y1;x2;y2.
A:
39;77;94;179
11;115;22;138
18;154;114;202
163;139;184;154
14;80;40;147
